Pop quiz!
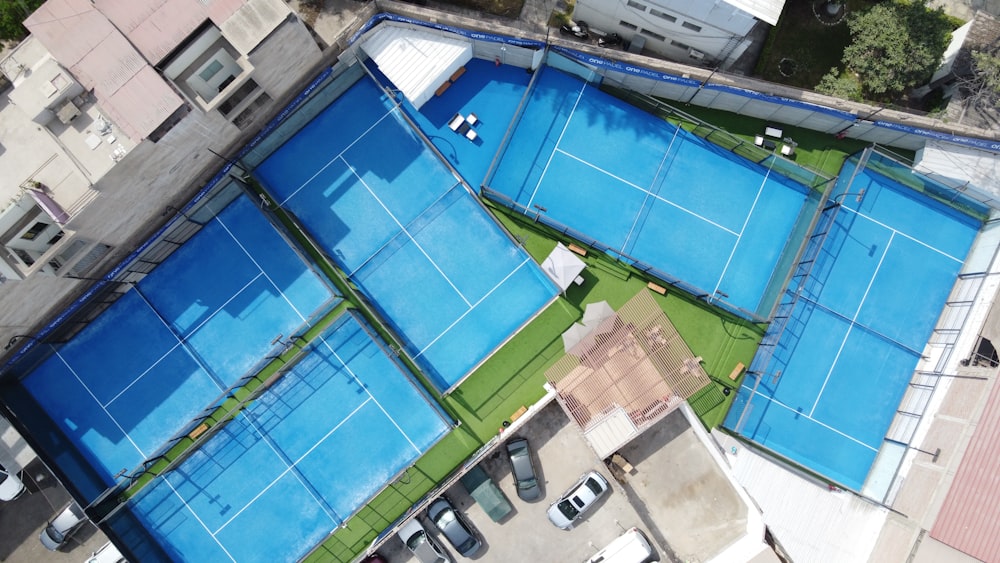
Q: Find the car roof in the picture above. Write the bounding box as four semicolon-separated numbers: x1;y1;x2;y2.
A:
398;518;426;541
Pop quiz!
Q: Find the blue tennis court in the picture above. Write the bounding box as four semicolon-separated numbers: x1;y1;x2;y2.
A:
724;159;982;489
125;312;451;563
22;195;337;491
489;67;812;315
255;76;558;391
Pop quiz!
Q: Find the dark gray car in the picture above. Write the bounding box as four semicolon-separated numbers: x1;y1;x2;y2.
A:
505;437;541;501
427;497;482;557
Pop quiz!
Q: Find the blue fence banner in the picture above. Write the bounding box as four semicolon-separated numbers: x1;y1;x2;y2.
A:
350;13;546;49
550;46;701;87
704;83;856;121
873;120;1000;153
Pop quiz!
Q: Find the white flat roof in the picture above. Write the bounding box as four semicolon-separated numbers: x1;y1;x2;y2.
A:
724;0;785;26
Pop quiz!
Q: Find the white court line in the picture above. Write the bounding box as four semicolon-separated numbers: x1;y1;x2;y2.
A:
317;336;424;455
213;214;311;323
416;256;533;360
51;350;149;459
214;397;374;534
160;477;239;562
340;159;472;308
104;273;264;408
556;149;739;236
525;83;587;210
808;231;894;418
277;108;398;208
711;158;775;296
346;179;462;279
747;384;879;452
837;205;966;264
621;125;682;253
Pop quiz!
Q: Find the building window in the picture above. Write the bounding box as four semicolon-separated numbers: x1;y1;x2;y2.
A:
682;21;703;32
640;29;666;41
626;0;647;10
233;92;272;130
619;20;638;30
649;9;676;22
21;222;48;241
670;40;690;50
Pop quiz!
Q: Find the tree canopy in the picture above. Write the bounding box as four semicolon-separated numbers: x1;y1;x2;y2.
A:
822;0;955;100
0;0;44;43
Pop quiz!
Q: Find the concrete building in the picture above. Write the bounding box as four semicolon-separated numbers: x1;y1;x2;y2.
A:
571;0;785;69
0;0;320;346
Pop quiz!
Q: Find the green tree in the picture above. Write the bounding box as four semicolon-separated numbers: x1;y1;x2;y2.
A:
0;0;44;43
839;1;954;100
816;67;863;101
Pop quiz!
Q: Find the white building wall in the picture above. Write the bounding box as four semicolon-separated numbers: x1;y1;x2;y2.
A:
573;0;758;67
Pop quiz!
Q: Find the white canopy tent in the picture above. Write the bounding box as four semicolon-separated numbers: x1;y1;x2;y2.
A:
541;243;586;295
360;24;473;110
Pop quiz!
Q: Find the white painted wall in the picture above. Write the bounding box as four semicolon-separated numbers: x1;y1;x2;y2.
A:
573;0;758;68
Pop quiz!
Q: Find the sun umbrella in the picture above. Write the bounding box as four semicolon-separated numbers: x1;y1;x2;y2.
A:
562;323;594;355
582;301;616;329
541;243;586;294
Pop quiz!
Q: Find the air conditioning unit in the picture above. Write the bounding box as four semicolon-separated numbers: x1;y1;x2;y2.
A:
688;48;705;60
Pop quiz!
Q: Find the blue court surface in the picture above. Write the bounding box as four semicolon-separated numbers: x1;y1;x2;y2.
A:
22;195;337;491
488;67;812;315
255;76;558;391
725;160;981;489
126;313;451;563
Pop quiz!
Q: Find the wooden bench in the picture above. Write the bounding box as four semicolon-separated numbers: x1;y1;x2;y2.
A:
567;243;587;257
729;362;746;381
510;405;528;422
450;66;466;82
647;282;667;295
435;80;452;97
188;423;209;440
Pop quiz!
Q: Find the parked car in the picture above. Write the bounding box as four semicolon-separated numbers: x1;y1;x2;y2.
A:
505;437;541;501
584;527;655;563
399;518;452;563
40;501;87;551
86;541;126;563
0;463;25;501
427;497;482;557
547;470;611;529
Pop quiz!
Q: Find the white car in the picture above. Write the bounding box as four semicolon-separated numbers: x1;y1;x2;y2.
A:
0;464;25;501
86;541;126;563
584;527;655;563
547;470;611;529
40;502;88;551
398;518;452;563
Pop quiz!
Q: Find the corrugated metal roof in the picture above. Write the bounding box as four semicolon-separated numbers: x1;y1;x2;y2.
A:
361;24;473;110
25;0;184;140
723;0;785;26
714;430;888;562
931;375;1000;561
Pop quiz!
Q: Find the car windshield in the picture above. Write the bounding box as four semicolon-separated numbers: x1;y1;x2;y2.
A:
45;527;64;544
405;531;425;551
434;509;456;527
557;499;580;520
584;477;603;495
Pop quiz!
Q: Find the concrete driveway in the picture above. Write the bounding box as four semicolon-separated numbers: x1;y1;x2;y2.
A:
0;460;110;563
377;400;770;563
378;401;669;562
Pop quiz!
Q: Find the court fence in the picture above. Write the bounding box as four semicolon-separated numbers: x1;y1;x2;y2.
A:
484;185;779;323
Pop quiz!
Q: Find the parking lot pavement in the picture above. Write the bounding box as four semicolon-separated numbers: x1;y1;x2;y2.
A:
381;401;671;563
0;460;110;563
